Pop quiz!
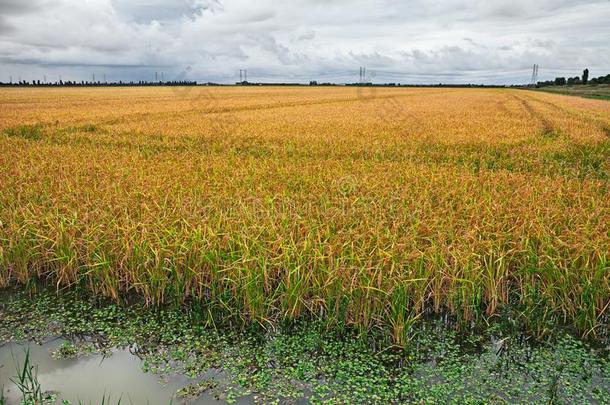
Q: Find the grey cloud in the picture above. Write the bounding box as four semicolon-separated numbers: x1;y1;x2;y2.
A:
292;28;316;42
0;16;14;34
252;34;308;65
239;10;276;23
1;0;609;84
112;0;196;22
0;56;166;68
0;0;43;15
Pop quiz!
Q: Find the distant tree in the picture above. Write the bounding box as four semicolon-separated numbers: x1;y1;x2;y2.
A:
568;76;582;85
582;68;589;85
554;77;566;85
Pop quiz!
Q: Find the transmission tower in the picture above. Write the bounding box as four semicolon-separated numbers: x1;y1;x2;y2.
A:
359;67;367;84
531;64;539;86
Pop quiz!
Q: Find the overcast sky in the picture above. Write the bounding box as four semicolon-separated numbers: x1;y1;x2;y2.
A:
1;0;609;84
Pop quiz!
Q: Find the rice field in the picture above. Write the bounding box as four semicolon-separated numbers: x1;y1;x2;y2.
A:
0;86;608;344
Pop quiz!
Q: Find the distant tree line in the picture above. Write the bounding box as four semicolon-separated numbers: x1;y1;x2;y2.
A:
537;68;610;87
309;81;337;86
343;82;507;88
1;79;510;88
0;80;197;87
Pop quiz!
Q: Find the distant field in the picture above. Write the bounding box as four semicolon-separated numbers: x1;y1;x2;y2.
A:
0;86;609;344
534;84;610;100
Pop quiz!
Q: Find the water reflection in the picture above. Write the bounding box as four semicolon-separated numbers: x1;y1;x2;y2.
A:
0;339;250;404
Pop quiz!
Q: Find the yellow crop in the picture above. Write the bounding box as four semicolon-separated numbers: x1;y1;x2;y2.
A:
0;86;608;344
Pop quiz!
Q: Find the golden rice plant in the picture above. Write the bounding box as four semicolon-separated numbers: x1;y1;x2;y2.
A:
0;86;608;344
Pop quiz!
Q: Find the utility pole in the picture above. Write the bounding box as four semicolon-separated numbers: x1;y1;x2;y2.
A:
155;71;158;82
103;74;107;83
10;75;12;84
161;72;164;82
92;73;95;83
43;75;47;84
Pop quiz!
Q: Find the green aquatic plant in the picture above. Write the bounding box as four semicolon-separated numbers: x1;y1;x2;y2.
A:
10;347;56;405
1;289;608;404
52;342;78;359
50;341;95;360
176;378;218;399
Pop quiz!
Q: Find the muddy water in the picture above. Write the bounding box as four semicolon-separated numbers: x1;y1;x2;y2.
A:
0;339;251;404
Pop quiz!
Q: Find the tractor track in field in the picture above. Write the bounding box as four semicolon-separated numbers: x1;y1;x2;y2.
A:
519;92;610;135
510;93;562;138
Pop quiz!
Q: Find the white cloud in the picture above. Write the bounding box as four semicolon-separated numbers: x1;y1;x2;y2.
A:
0;0;608;84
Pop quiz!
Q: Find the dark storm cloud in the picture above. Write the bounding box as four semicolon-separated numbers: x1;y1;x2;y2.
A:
0;0;608;84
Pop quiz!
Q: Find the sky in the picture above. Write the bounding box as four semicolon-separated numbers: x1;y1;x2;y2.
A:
0;0;609;85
